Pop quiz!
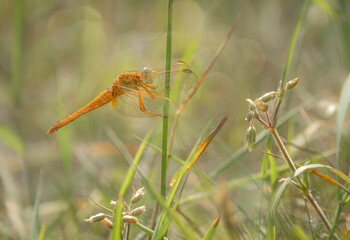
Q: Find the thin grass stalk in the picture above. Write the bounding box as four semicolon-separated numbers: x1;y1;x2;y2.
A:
272;0;308;127
161;0;173;198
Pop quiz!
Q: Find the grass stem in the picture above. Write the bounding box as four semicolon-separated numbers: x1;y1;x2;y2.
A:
161;0;173;198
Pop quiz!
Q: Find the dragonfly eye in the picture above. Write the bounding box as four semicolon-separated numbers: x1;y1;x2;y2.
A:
142;67;156;83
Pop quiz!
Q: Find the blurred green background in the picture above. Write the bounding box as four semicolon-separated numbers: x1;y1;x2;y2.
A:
1;0;350;239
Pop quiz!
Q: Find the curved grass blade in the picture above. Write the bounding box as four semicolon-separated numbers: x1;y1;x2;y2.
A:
202;214;222;240
134;136;216;185
169;117;227;187
268;163;347;239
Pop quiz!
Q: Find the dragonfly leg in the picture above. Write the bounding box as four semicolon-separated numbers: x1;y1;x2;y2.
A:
140;84;160;99
143;82;158;89
138;93;164;117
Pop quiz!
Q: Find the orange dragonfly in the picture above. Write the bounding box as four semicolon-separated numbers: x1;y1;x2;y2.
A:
47;61;194;134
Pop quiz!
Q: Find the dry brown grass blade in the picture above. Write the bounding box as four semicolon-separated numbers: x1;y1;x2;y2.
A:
185;116;228;173
169;116;227;187
176;9;241;114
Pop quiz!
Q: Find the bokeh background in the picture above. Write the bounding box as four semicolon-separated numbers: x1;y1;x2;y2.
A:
1;0;350;239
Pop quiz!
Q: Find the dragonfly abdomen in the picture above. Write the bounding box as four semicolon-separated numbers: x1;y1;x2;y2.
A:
47;89;114;134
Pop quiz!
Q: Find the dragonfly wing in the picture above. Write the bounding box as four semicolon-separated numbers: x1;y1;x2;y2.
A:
152;68;197;101
113;92;162;118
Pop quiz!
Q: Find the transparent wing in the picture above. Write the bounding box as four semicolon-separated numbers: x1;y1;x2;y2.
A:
151;63;197;100
113;92;162;118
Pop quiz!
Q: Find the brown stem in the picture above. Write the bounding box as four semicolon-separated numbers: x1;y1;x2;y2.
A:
272;99;282;127
269;127;332;231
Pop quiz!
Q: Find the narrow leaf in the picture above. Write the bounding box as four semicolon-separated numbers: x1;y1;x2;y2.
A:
169;116;227;187
202;214;222;240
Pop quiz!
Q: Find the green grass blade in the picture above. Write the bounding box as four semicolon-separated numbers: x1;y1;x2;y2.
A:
161;0;173;198
134;136;216;185
30;172;43;240
268;163;346;239
202;215;221;240
156;175;190;239
280;0;308;84
110;130;152;240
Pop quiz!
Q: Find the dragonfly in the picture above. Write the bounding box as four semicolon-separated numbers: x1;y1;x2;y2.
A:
47;61;194;134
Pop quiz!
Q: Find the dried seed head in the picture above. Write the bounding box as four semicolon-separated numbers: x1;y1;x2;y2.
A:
131;187;145;204
246;126;256;152
101;218;113;229
258;92;276;103
245;111;255;122
122;215;138;223
254;99;268;112
130;206;146;216
285;77;299;90
85;213;106;223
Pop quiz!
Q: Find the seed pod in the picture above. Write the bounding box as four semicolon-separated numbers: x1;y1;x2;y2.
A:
254;99;268;112
130;206;146;216
258;92;276;103
122;215;138;223
245;111;255;122
101;218;113;229
246;126;256;152
246;99;257;111
85;213;105;223
131;187;145;204
285;77;299;90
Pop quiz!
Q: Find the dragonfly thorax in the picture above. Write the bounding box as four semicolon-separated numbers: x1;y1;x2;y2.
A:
141;67;157;84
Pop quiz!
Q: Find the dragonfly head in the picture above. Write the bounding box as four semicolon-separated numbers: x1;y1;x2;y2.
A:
141;67;157;84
